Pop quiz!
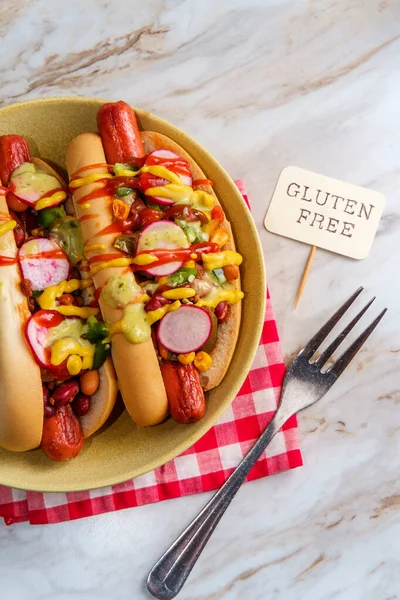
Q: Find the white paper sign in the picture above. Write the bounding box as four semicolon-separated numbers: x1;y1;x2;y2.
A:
264;166;385;259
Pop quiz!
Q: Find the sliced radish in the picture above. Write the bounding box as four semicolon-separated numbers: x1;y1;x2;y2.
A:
137;220;189;276
157;305;212;354
26;311;92;378
146;150;192;186
9;162;64;208
18;238;70;291
26;310;65;368
145;150;192;205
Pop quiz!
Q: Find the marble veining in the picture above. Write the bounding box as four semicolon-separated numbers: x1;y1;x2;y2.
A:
1;1;400;598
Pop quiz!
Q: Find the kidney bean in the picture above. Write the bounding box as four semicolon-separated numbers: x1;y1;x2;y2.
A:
27;297;36;313
21;278;33;297
72;393;91;417
74;295;84;307
144;294;171;313
215;301;228;323
69;266;81;280
42;384;49;405
13;223;26;247
80;370;99;396
58;294;75;306
52;381;80;407
41;404;84;461
138;208;162;229
44;404;57;418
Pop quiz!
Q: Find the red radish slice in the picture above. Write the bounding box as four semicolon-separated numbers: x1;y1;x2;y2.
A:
9;165;64;207
146;150;192;185
137;220;189;276
139;173;173;206
18;238;70;291
145;150;192;204
25;310;66;368
157;305;212;354
25;311;92;379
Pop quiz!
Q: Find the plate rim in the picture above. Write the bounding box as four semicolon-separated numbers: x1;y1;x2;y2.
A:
0;96;266;492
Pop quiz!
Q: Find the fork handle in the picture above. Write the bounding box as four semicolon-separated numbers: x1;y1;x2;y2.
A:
147;409;288;599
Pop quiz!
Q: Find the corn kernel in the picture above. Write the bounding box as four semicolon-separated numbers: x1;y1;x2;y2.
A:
157;276;168;285
178;352;195;365
162;288;195;300
194;351;212;372
67;355;83;376
183;260;196;269
190;253;198;259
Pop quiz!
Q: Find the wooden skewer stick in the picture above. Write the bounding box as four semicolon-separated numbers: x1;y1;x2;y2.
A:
294;245;316;309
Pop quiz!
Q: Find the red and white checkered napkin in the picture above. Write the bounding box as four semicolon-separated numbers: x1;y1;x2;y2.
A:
0;181;302;526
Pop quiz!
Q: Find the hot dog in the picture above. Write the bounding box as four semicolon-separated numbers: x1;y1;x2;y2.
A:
67;101;243;426
0;135;118;460
66;134;169;427
0;137;43;451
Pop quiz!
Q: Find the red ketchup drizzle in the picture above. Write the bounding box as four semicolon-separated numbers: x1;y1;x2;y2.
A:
145;154;191;179
69;163;112;180
88;253;122;265
80;213;100;222
20;247;66;261
33;310;64;328
0;255;17;266
131;242;219;271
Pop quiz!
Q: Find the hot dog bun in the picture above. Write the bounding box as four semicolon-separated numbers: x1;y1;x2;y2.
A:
0;189;43;451
66;133;169;427
140;131;241;391
33;157;119;438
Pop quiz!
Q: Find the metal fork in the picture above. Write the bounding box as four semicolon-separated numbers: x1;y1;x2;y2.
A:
147;287;386;599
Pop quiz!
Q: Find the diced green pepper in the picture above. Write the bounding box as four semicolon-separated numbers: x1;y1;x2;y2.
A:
167;268;198;287
82;316;109;343
113;233;138;256
113;163;140;176
116;186;134;197
92;341;111;370
175;219;209;243
49;216;84;265
38;206;66;228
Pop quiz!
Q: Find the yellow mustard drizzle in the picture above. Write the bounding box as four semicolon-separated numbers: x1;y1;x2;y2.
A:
84;243;106;253
162;288;195;300
69;173;113;188
201;251;242;271
50;337;94;370
196;289;244;309
147;300;181;325
38;279;99;318
89;254;158;276
35;191;67;211
68;165;214;209
0;220;16;237
66;355;83;375
145;184;214;209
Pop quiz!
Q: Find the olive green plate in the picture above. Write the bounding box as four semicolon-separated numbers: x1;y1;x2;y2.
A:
0;97;265;492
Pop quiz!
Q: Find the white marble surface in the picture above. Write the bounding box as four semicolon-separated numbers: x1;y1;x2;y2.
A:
1;1;400;598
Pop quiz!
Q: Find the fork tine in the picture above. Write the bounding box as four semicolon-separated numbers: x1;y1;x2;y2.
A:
300;287;364;359
327;308;387;378
315;297;375;368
